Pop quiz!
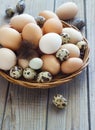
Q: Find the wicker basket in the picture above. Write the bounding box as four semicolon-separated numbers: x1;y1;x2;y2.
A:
0;21;90;89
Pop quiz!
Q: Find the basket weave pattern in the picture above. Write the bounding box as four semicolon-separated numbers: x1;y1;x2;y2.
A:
0;21;90;88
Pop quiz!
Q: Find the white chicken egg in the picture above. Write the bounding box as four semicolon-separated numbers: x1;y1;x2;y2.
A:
39;33;62;54
0;48;17;70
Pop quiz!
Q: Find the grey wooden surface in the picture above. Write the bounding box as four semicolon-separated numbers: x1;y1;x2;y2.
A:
0;0;94;130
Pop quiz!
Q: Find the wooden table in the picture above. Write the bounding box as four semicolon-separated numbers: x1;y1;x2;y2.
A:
0;0;94;130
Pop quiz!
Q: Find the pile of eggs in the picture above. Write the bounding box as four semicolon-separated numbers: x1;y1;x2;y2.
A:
0;2;87;83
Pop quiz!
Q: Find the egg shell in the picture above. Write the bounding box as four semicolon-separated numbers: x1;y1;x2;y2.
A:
41;55;60;75
0;48;17;70
22;23;43;48
62;27;83;44
37;71;52;83
23;67;36;80
61;43;80;58
39;10;59;20
43;18;63;34
61;57;83;74
18;59;29;69
29;58;43;70
0;27;22;50
10;14;36;32
56;2;78;20
10;66;23;79
39;33;62;54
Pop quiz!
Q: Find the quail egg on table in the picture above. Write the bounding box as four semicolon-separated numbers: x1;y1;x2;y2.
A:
71;18;85;30
60;32;70;44
23;67;36;80
16;0;25;14
10;66;23;79
52;94;68;109
5;7;15;18
56;48;70;61
37;71;52;83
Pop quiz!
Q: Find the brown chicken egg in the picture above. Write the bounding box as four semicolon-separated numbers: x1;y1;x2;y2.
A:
41;54;60;75
0;27;22;50
61;43;80;58
56;2;78;20
61;57;83;74
39;10;59;20
22;23;43;48
43;18;63;34
62;27;83;44
10;14;36;32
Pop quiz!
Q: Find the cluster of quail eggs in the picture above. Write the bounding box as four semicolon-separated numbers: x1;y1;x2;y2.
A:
9;58;53;83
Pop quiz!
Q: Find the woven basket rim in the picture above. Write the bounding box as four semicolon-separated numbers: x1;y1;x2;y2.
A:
0;21;90;89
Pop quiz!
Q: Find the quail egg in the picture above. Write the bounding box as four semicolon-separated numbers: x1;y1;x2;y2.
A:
37;71;52;83
60;32;70;44
52;94;68;109
5;7;15;18
71;18;85;30
16;0;25;14
23;67;36;80
76;41;87;50
35;16;46;27
56;48;70;61
10;66;23;79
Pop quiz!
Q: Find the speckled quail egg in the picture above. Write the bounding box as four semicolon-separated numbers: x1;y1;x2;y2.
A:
5;7;15;18
23;67;36;80
60;32;70;44
76;41;87;50
56;48;70;61
37;71;52;83
52;94;68;109
35;16;46;27
10;66;23;79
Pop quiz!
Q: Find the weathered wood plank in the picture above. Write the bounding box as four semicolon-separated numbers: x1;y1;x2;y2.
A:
47;0;89;130
1;0;54;130
0;0;12;129
2;85;48;130
86;0;95;130
0;77;9;130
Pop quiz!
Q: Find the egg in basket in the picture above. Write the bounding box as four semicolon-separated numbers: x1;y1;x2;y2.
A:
0;10;89;88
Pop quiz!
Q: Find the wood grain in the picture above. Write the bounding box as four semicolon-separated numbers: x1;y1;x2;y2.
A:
2;84;48;130
86;0;95;130
0;77;9;130
47;0;89;130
